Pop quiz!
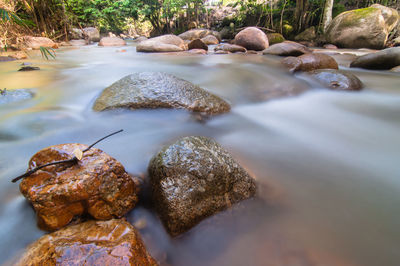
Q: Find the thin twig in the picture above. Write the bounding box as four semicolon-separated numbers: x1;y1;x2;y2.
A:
11;129;123;183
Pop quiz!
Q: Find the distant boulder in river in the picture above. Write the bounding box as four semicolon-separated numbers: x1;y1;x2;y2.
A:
98;37;126;46
350;47;400;70
93;72;231;115
136;35;186;53
234;27;269;51
179;29;221;42
326;4;399;49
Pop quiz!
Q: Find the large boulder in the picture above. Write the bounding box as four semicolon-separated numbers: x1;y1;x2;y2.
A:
149;136;256;236
15;220;157;266
0;89;34;105
93;72;230;115
350;47;400;70
99;37;126;46
179;29;221;42
136;35;186;53
282;53;338;72
294;26;316;42
308;69;363;91
19;143;139;231
21;36;58;50
234;27;269;51
263;41;311;56
83;27;100;42
326;4;399;49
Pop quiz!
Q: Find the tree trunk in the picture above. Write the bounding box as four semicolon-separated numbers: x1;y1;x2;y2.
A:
322;0;334;33
294;0;308;32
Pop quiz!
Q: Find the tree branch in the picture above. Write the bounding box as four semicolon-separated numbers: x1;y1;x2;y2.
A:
11;129;123;183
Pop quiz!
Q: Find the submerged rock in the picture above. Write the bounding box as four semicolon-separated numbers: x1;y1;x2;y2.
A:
19;143;139;231
18;66;40;71
99;37;126;47
93;72;230;115
179;29;221;42
16;219;157;266
234;27;269;51
262;41;311;56
281;53;338;72
350;47;400;70
149;136;256;236
308;69;363;91
0;89;34;105
326;4;399;49
214;43;247;53
136;35;186;53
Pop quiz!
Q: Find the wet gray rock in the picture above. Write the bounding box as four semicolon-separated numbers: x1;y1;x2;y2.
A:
0;89;34;105
350;47;400;70
93;72;230;115
263;41;311;56
308;69;363;91
149;136;256;236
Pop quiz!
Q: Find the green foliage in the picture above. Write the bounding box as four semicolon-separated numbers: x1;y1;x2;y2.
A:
39;46;56;60
65;0;140;33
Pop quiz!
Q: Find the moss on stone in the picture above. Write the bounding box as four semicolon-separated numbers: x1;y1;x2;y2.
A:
339;7;380;28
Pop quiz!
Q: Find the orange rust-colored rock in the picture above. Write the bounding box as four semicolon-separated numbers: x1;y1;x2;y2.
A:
19;143;139;231
16;219;158;266
281;53;339;72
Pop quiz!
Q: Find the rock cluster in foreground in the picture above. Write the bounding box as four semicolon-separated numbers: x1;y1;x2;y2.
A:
16;219;157;266
149;136;256;236
19;143;139;231
93;72;231;115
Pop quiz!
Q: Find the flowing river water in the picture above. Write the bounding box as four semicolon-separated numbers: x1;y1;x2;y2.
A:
0;43;399;266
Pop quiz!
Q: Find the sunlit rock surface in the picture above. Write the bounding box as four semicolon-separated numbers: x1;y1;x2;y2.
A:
19;143;139;231
15;219;157;266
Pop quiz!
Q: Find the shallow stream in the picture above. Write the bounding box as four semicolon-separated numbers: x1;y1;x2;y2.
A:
0;43;399;265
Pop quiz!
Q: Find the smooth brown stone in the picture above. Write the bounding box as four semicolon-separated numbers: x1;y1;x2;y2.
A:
16;219;157;266
20;143;139;231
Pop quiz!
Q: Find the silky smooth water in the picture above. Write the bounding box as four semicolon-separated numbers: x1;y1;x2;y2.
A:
0;44;399;266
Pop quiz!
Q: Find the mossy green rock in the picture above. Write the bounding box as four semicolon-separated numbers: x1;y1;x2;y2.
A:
93;72;230;115
149;136;256;236
294;27;316;42
350;47;400;70
326;4;399;49
266;33;285;45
